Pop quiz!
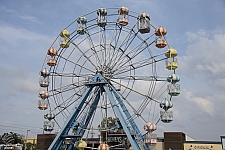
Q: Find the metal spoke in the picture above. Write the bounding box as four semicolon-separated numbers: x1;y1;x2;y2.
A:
112;75;167;81
109;24;139;69
109;78;161;104
57;54;95;73
111;34;156;71
85;31;102;68
113;55;166;76
51;72;94;77
105;24;122;68
71;41;98;70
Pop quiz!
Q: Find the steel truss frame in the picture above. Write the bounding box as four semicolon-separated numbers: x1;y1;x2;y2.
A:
48;73;150;150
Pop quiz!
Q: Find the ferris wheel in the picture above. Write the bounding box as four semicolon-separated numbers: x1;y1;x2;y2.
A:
38;7;180;150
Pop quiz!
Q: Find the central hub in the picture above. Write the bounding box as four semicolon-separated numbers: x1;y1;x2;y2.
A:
97;69;105;77
97;65;113;78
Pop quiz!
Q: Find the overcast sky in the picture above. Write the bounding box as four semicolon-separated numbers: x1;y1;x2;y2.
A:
0;0;225;142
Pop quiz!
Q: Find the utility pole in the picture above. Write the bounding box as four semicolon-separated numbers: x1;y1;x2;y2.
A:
90;126;95;138
24;130;30;150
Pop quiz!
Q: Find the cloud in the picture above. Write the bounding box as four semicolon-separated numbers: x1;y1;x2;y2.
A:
171;28;225;138
0;24;53;106
19;15;41;24
1;6;16;14
0;24;52;44
183;30;225;64
179;30;225;89
0;64;39;96
184;90;215;116
185;30;207;42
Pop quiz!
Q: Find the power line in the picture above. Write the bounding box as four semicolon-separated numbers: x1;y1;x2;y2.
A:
0;121;42;129
0;125;42;132
0;121;44;135
0;127;36;134
0;128;43;136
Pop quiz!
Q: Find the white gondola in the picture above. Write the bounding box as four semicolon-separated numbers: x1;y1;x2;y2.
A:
160;98;173;110
38;99;48;110
97;8;107;27
167;73;180;84
77;16;87;35
43;121;54;132
144;133;157;145
44;112;55;121
167;84;180;96
40;68;50;77
39;76;49;87
160;110;173;123
138;13;150;34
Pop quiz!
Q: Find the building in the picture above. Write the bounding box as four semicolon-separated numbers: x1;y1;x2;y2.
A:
184;141;222;150
162;132;222;150
36;134;55;150
25;137;37;145
149;137;164;150
35;132;223;150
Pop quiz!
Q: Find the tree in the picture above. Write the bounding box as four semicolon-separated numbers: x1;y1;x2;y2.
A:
0;132;24;144
98;117;124;139
98;117;124;132
98;117;118;130
26;142;36;150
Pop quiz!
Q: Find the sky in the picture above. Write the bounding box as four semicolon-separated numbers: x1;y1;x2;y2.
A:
0;0;225;143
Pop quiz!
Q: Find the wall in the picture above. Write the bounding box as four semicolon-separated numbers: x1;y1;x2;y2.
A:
36;134;55;150
149;141;164;150
184;142;222;150
26;138;37;144
164;132;186;150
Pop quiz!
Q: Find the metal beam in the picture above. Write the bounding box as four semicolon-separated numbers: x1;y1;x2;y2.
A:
67;89;101;150
111;87;151;150
48;86;93;150
103;85;141;150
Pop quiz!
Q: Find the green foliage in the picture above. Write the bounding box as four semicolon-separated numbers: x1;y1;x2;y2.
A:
98;117;124;134
0;132;24;144
98;117;118;129
26;142;36;150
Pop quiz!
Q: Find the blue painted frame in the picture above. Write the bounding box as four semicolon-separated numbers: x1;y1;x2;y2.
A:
48;73;151;150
